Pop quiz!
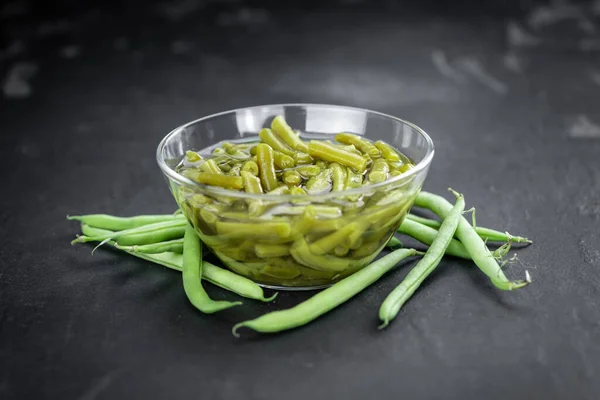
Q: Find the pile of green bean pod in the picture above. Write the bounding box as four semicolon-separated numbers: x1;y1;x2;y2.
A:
69;188;532;335
174;115;420;287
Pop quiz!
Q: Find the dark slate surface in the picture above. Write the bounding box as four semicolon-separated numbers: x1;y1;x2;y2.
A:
1;0;600;399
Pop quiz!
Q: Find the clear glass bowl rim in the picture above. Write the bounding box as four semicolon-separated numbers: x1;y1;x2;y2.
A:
156;103;435;202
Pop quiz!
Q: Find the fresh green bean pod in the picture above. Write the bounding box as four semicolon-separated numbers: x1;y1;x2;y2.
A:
335;133;381;158
256;143;279;192
386;236;403;248
232;248;420;336
116;239;184;254
405;214;532;243
78;223;278;301
414;190;529;290
258;128;296;157
308;140;367;173
182;225;242;313
379;192;465;328
271;115;309;153
108;226;186;247
72;219;187;245
67;214;183;231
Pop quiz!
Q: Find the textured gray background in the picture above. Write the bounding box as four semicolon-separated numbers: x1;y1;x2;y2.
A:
1;0;599;399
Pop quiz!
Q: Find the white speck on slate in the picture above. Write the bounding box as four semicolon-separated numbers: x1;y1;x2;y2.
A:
114;37;129;51
217;8;270;26
589;70;600;85
1;1;30;18
503;52;524;74
1;40;25;59
170;40;193;54
159;0;204;22
457;58;508;95
579;38;600;51
37;19;71;36
506;20;541;48
527;4;585;30
430;50;467;83
2;62;38;98
578;18;596;35
60;45;80;59
568;115;600;139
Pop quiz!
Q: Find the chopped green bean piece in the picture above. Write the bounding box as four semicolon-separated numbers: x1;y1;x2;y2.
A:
290;186;307;196
315;160;329;170
283;170;302;186
294;152;313;164
368;159;389;184
200;159;222;174
271;115;309;153
241;160;259;176
308;140;367;173
374;141;400;162
330;163;347;191
255;243;290;258
259;128;296;157
216;220;292;238
186;150;202;163
266;186;290;196
308;222;361;255
212;147;226;156
228;163;242;176
272;150;296;169
305;168;332;194
190;172;243;190
241;171;263;194
256;143;279;192
296;165;321;177
335;133;381;158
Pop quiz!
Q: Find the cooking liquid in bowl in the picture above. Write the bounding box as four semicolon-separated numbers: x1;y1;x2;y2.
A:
171;119;422;289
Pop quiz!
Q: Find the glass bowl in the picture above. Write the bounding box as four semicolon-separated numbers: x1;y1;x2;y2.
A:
157;104;434;290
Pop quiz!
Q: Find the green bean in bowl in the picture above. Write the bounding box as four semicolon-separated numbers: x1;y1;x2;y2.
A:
157;105;434;289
